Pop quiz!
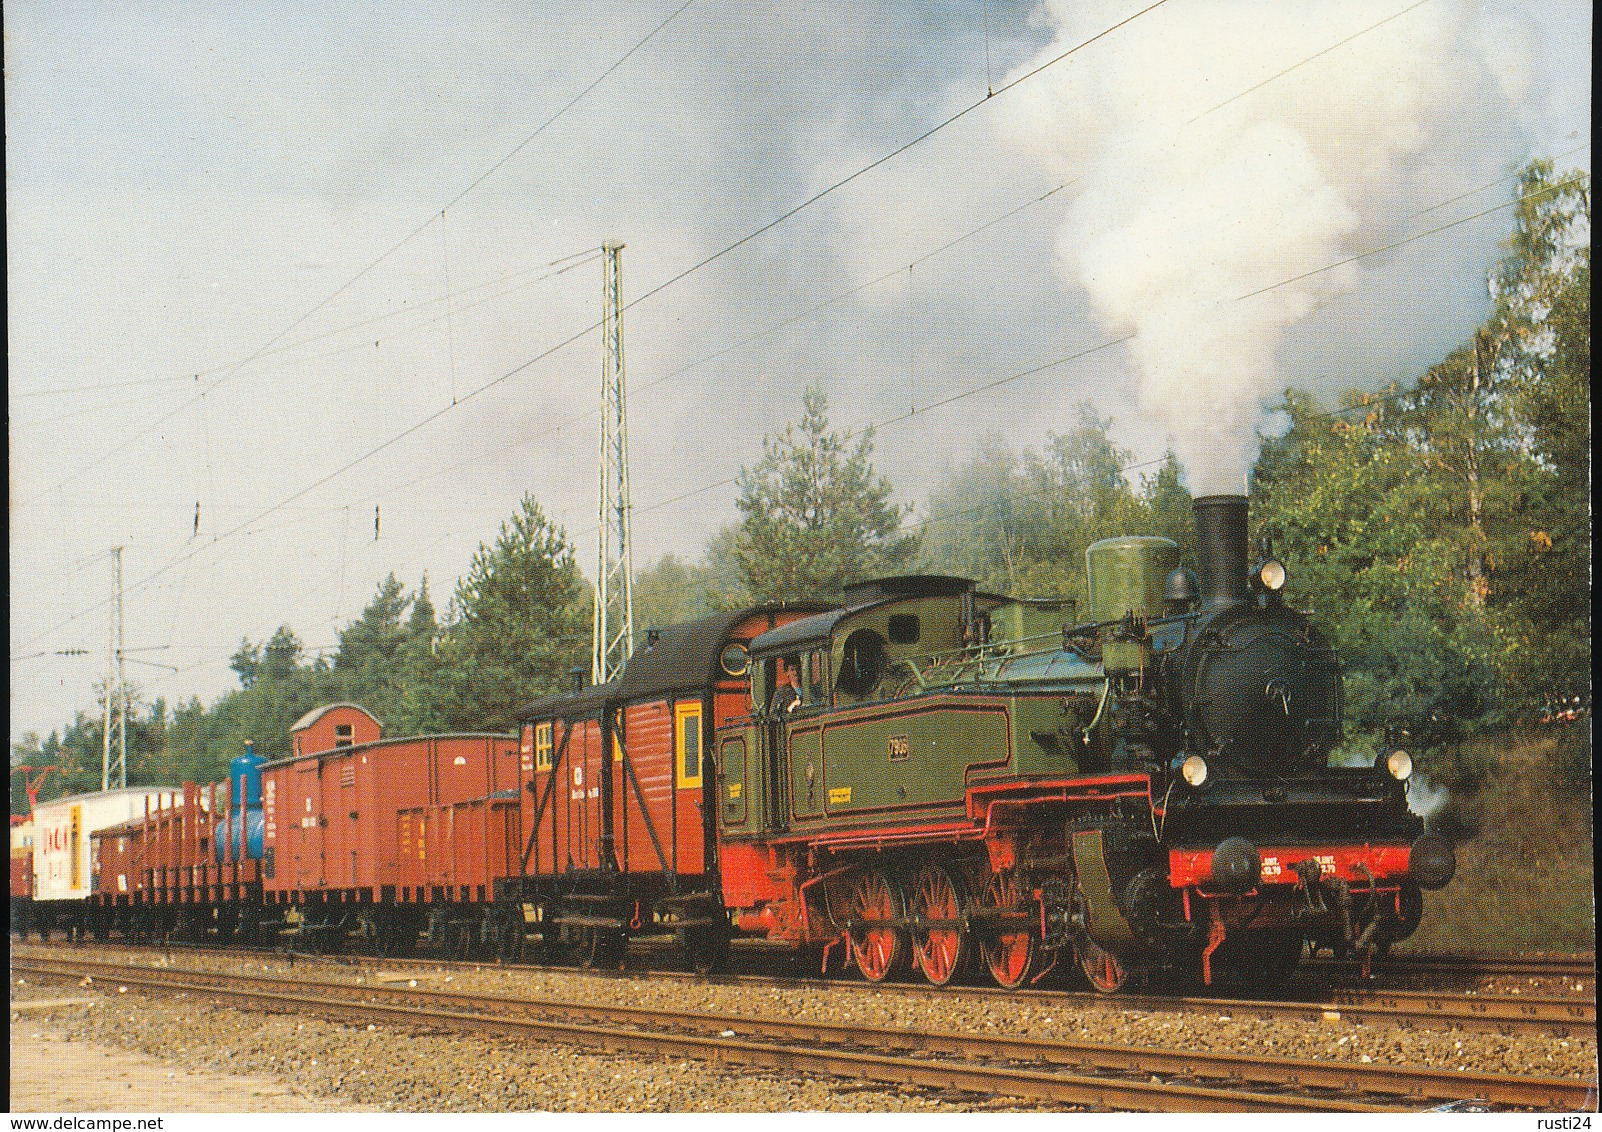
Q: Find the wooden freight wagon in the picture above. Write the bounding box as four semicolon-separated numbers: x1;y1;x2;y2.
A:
394;726;522;893
500;603;829;967
10;815;34;935
86;779;266;942
92;816;148;904
29;786;174;938
260;702;518;953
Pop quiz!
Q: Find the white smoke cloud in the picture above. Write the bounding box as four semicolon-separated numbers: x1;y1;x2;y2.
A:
998;0;1532;493
1407;773;1451;820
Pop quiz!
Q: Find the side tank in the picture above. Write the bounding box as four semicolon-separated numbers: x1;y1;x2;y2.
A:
214;741;265;861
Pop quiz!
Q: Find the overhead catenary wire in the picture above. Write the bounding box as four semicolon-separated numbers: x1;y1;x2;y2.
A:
590;172;1590;536
20;0;699;500
352;22;1589;515
624;0;1175;316
11;0;1183;663
361;177;1079;507
12;159;1583;666
13;0;1586;670
1187;0;1437;125
13;248;602;433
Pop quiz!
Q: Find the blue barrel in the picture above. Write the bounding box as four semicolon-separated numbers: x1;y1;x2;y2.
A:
230;741;264;807
213;809;265;861
214;740;266;861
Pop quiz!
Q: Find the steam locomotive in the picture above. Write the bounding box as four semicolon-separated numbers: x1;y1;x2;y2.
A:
43;493;1452;992
502;492;1452;988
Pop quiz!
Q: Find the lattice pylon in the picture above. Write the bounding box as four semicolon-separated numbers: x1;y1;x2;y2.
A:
592;241;635;685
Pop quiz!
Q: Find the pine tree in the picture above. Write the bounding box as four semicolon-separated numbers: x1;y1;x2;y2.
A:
434;494;591;732
734;385;918;600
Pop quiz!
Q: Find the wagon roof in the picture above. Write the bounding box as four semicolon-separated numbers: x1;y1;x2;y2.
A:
747;577;979;658
613;602;832;700
746;607;852;657
29;785;181;812
514;681;615;724
516;603;834;722
289;701;382;732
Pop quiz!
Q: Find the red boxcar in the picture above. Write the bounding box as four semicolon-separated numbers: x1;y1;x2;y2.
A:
502;604;828;966
260;702;518;952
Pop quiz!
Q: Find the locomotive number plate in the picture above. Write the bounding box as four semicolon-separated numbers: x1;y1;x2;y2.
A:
888;734;911;762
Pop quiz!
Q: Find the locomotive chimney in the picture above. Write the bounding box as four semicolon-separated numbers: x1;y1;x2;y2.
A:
1192;494;1251;610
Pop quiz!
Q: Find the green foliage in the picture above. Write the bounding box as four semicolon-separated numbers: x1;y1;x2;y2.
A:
734;384;918;601
1253;162;1589;741
432;494;591;732
327;572;443;734
1405;725;1593;953
632;552;728;646
920;434;1043;595
921;408;1194;601
14;167;1586;816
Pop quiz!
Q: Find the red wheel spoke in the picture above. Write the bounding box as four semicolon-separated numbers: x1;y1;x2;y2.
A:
978;871;1036;990
848;868;905;983
908;865;966;985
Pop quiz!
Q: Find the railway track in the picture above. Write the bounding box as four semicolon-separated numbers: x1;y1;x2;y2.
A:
13;954;1592;1112
1310;953;1597;982
14;940;1595;1036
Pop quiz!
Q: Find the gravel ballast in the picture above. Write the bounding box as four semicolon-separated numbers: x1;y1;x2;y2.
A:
10;946;1597;1112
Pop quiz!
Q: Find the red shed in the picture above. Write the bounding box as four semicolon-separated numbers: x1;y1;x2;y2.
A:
290;702;382;758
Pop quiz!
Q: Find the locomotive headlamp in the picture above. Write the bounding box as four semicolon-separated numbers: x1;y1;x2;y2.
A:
1384;749;1413;781
1257;557;1287;592
1180;754;1209;787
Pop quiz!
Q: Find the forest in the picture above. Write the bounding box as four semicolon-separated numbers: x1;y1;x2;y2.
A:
12;162;1588;828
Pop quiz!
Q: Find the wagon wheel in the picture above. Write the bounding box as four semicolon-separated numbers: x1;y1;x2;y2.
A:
495;906;527;962
907;864;968;986
450;918;476;960
351;908;389;957
213;906;238;944
1076;931;1129;994
978;871;1038;990
680;917;732;975
1209;929;1304;992
389;916;420;957
235;908;262;947
573;924;625;970
847;868;908;983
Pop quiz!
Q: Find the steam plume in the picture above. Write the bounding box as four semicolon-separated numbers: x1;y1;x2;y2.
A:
1407;773;1451;820
1001;0;1532;493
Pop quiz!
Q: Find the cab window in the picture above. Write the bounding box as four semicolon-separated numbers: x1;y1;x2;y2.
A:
806;648;828;706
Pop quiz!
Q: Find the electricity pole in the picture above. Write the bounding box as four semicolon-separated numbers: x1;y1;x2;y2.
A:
592;241;635;686
102;546;128;790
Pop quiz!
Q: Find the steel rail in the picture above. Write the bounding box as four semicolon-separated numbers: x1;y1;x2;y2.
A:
14;956;1592;1111
1311;954;1597;982
14;940;1594;1036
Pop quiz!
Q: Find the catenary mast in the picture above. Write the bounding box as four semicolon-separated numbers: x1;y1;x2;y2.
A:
592;241;635;685
101;546;128;790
